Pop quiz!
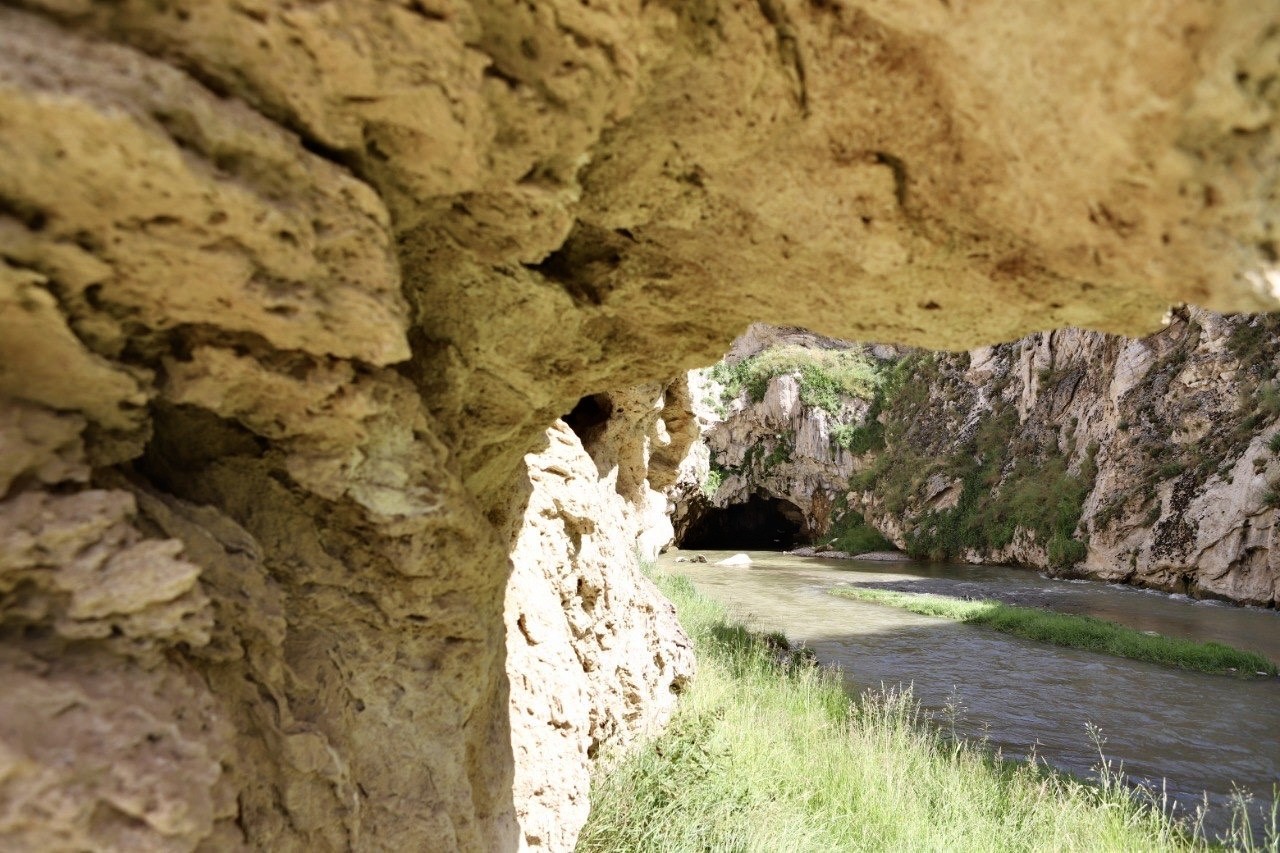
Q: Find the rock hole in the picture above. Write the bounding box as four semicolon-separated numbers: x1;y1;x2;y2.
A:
562;393;613;451
527;223;628;306
576;577;602;612
678;493;810;549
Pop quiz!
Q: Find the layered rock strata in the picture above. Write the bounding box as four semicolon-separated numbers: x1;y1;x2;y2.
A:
670;323;905;546
862;308;1280;607
2;1;1279;849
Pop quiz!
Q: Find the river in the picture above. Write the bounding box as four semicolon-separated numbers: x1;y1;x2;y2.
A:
659;550;1280;841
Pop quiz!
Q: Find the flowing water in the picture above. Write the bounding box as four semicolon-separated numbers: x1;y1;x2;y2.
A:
659;550;1280;840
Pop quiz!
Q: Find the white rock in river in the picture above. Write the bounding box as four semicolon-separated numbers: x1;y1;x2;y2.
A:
716;553;753;567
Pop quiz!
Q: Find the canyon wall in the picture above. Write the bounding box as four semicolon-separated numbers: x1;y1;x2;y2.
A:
686;311;1280;607
2;1;1279;849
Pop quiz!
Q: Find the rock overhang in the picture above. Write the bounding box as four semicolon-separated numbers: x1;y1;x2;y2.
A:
1;1;1279;849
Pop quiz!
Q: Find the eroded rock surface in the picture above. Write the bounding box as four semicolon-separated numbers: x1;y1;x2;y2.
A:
1;0;1278;848
500;419;693;851
669;324;901;548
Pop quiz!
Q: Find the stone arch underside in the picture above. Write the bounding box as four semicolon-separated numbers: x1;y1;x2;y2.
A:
0;2;1277;850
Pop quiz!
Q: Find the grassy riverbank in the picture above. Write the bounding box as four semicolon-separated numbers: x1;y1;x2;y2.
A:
578;572;1214;852
831;586;1278;677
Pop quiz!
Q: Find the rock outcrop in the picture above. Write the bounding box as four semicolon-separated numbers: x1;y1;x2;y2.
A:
501;419;693;852
2;1;1279;848
672;328;891;544
499;380;698;850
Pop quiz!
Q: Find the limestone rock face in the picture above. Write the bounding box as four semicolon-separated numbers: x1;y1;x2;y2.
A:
687;314;1280;607
1;0;1279;848
671;325;897;545
692;371;865;540
879;307;1280;606
500;420;693;852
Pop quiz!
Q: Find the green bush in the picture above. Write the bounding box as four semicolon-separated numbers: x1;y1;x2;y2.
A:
763;434;794;471
885;417;1091;567
831;420;885;456
1259;382;1280;417
710;345;883;414
826;510;892;555
1228;319;1270;364
701;465;725;498
1047;531;1088;567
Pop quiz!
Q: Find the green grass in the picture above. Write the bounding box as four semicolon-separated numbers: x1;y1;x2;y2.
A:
831;587;1278;678
578;572;1238;853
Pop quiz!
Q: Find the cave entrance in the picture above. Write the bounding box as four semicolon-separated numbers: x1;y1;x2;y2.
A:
679;494;809;550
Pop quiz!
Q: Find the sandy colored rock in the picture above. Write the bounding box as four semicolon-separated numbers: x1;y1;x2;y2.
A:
500;421;693;851
0;486;236;851
0;0;1278;849
0;401;88;497
0;265;147;439
0;10;408;366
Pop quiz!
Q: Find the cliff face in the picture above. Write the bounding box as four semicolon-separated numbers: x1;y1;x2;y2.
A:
872;308;1280;606
672;325;894;544
2;1;1279;848
686;311;1280;607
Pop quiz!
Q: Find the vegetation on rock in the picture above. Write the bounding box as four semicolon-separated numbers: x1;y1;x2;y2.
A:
711;345;882;415
696;312;1280;604
825;507;892;555
830;587;1278;677
853;375;1096;567
701;464;726;498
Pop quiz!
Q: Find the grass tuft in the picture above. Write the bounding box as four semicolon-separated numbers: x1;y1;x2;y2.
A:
577;572;1248;852
831;586;1277;677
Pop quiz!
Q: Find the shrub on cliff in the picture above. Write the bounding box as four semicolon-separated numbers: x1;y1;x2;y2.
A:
710;345;882;414
825;509;892;554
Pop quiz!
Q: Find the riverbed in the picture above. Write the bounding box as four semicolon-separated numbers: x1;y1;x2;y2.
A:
659;550;1280;840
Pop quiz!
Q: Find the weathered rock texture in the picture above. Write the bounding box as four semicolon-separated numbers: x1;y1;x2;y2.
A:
866;307;1280;606
687;313;1280;607
501;416;693;851
1;0;1279;848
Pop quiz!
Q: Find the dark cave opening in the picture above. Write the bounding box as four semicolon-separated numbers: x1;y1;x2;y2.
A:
679;494;810;550
562;393;613;451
